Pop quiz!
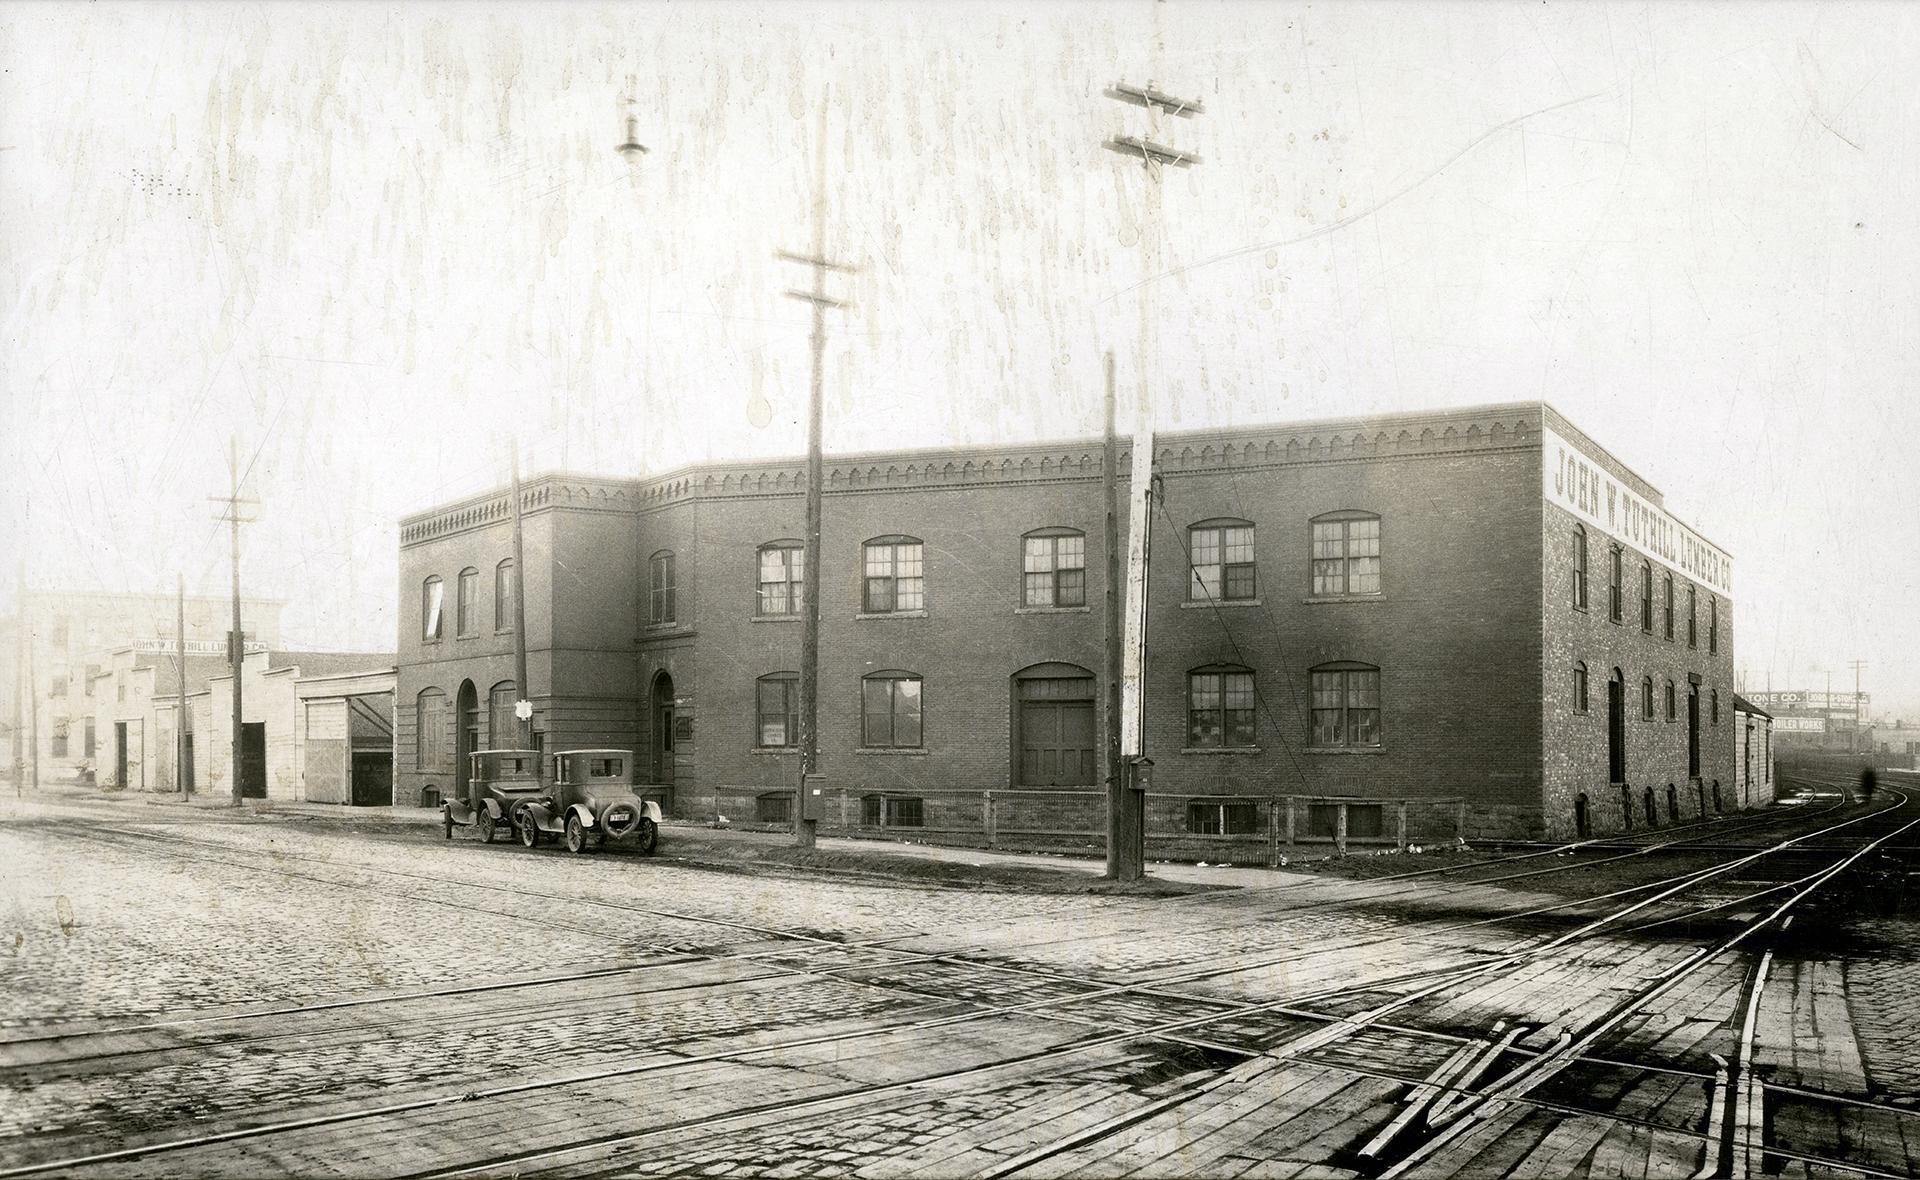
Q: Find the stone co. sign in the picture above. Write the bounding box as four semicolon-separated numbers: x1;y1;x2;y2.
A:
1747;691;1869;715
1543;424;1732;597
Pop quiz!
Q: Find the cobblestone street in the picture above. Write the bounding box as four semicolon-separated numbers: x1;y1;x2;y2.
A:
4;782;1919;1178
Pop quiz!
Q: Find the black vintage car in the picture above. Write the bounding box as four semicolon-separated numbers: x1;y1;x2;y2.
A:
441;750;545;844
516;749;665;855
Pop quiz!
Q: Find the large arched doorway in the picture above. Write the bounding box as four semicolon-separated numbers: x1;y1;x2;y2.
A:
1607;669;1626;787
1012;663;1097;786
454;679;479;804
651;673;675;786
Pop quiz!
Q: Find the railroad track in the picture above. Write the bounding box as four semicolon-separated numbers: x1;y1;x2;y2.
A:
4;787;1910;1177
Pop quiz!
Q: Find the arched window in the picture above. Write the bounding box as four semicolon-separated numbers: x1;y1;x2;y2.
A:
1188;664;1256;748
649;550;677;625
1639;562;1654;632
415;688;448;770
456;567;478;637
494;559;515;632
1687;584;1698;648
1022;527;1087;607
756;672;798;748
1571;526;1589;610
1607;544;1623;622
758;541;805;616
1189;518;1256;601
488;680;518;748
1309;511;1381;596
1663;573;1675;640
1711;689;1720;725
861;671;923;748
1709;595;1718;653
1573;661;1590;715
862;535;924;613
1642;676;1655;720
1665;680;1677;721
421;576;444;641
1311;661;1381;748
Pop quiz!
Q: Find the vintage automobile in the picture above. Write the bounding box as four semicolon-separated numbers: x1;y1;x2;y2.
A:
441;749;545;844
515;749;664;855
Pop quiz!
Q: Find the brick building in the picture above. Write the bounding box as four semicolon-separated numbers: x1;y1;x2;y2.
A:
393;402;1737;843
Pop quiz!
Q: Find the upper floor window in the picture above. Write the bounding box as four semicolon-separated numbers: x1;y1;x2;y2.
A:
1190;519;1256;601
1022;528;1086;607
1312;662;1382;747
863;536;925;613
1607;545;1623;623
756;673;798;748
51;618;70;646
1708;596;1718;654
1310;512;1381;596
51;674;68;697
494;560;515;632
861;671;923;748
1641;676;1654;720
456;568;478;637
422;576;444;641
649;550;677;625
1687;584;1698;648
1663;573;1675;640
1640;562;1654;632
1665;679;1677;721
1573;662;1589;715
1711;689;1720;725
758;541;805;616
1572;527;1589;610
1187;665;1255;748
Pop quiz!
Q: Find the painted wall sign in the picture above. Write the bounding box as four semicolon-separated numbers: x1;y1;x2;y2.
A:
1774;716;1827;733
1747;690;1869;712
1542;424;1732;597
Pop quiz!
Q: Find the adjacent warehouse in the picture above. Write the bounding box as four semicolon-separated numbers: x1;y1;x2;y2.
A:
394;401;1740;843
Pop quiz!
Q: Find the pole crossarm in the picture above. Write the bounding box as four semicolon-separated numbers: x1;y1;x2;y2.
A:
782;289;851;309
1103;135;1202;169
1104;82;1205;118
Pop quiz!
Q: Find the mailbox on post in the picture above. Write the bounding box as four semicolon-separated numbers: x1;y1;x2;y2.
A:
800;774;827;822
1127;756;1153;792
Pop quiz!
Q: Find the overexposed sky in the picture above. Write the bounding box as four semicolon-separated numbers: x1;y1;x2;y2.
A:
3;1;1916;714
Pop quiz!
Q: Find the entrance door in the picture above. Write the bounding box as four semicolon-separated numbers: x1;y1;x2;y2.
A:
1688;685;1701;779
114;722;128;787
240;722;267;798
652;674;675;785
454;680;479;803
1607;670;1626;785
351;752;393;806
1014;669;1096;786
183;735;194;794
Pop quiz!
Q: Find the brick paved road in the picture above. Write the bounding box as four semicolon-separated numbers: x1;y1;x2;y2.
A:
4;791;1918;1178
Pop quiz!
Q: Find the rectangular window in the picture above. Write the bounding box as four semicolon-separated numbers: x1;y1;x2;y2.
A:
1186;800;1259;835
1687;586;1697;648
1311;667;1381;747
84;717;96;757
861;675;923;748
1190;524;1256;601
1573;665;1589;715
1572;528;1588;610
1663;575;1674;640
1311;517;1381;596
1307;803;1339;839
457;569;477;637
423;579;444;641
1640;564;1654;632
863;540;925;613
1608;546;1623;623
588;756;625;777
494;562;516;632
1642;679;1654;720
51;674;68;697
756;677;798;748
1709;598;1718;654
1022;533;1087;607
756;793;793;824
1187;670;1256;748
650;552;677;625
1666;682;1676;722
1346;804;1384;839
758;546;804;616
51;719;69;758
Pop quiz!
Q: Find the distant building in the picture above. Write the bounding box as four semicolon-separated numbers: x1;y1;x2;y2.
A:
1742;689;1870;753
1731;694;1776;809
1;590;285;783
1869;718;1920;770
392;402;1738;845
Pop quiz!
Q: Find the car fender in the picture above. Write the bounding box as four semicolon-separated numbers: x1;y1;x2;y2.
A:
518;801;554;829
483;798;506;821
640;800;664;824
567;802;597;830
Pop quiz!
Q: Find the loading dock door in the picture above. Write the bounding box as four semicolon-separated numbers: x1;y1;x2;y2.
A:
240;722;267;798
351;753;392;806
1016;676;1096;786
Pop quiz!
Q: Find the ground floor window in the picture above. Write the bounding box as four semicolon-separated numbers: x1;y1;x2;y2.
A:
756;792;792;824
51;719;69;758
860;794;924;828
1186;800;1259;835
1305;802;1383;839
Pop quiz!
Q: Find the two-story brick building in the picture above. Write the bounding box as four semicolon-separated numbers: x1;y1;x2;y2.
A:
393;401;1740;844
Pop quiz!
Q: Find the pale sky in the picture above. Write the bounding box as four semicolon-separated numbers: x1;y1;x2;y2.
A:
3;2;1916;715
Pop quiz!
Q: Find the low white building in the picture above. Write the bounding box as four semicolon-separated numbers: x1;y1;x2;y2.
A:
189;650;394;801
1732;694;1775;810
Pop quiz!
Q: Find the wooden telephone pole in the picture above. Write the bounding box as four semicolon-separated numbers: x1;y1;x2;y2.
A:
210;438;257;805
176;574;189;797
777;87;857;849
510;441;533;753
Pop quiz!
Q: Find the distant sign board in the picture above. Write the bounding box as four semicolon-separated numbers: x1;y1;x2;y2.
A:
1775;717;1827;733
1543;424;1732;596
1747;691;1868;713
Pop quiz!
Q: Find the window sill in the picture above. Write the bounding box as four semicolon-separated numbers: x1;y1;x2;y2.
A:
1015;605;1092;615
1181;746;1263;756
1572;605;1590;615
1180;599;1262;610
644;621;681;631
1305;747;1386;755
494;628;515;636
751;614;802;624
1302;595;1386;606
856;610;929;621
749;747;799;756
855;747;929;756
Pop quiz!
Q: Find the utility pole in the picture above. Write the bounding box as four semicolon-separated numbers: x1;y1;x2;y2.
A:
1102;353;1130;878
777;87;857;850
1101;9;1203;881
510;440;533;754
12;559;24;798
209;438;257;806
176;574;189;797
1849;659;1868;752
